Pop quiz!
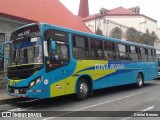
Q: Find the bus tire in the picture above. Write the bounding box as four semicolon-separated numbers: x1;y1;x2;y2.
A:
136;73;144;88
76;78;89;100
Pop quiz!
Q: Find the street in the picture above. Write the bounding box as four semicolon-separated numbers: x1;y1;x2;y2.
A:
0;79;160;120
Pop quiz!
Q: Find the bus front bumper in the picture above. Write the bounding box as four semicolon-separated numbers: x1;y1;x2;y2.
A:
7;86;46;99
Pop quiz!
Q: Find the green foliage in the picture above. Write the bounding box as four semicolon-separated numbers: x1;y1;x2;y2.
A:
130;31;157;46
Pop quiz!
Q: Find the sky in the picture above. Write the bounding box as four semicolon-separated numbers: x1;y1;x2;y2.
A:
59;0;160;26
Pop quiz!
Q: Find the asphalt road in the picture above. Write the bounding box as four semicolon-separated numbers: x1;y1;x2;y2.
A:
0;79;160;120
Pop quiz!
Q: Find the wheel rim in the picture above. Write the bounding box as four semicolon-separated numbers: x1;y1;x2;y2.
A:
79;82;88;96
138;75;143;86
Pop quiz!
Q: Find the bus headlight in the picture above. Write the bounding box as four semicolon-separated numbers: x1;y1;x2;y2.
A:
30;81;35;88
29;76;42;88
36;77;41;84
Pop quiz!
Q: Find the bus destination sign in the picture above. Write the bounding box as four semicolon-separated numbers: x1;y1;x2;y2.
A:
11;25;40;40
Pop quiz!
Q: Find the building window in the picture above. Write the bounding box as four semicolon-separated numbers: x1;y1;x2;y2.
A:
110;28;122;39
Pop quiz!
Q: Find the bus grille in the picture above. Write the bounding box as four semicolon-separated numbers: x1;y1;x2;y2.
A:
8;86;28;94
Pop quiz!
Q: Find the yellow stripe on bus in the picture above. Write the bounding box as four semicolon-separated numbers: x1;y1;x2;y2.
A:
50;60;116;97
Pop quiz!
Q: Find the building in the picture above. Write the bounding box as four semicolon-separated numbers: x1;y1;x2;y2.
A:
0;0;90;71
78;0;160;52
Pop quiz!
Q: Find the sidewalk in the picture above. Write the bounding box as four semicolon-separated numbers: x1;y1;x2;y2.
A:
0;88;13;100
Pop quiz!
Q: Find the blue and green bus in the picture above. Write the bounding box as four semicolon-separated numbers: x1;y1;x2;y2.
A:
1;23;158;100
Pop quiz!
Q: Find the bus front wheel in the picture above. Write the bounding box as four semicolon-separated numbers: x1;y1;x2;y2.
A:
136;73;144;88
76;78;89;100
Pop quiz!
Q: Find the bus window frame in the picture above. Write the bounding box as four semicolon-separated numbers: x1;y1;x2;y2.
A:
116;43;129;60
140;47;148;62
72;35;89;60
44;29;70;72
128;45;139;61
104;41;116;60
89;38;104;60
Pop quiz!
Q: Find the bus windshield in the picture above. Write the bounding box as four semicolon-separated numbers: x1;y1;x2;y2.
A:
9;37;43;67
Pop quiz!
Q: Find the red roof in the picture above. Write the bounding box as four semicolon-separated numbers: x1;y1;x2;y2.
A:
83;7;136;21
0;0;90;32
107;7;136;15
83;13;101;21
83;6;157;22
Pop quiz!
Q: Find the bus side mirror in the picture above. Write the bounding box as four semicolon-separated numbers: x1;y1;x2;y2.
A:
50;39;56;52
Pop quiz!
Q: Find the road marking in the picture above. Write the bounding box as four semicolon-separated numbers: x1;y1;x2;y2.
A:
16;99;39;103
42;92;143;120
9;108;21;111
9;107;35;111
121;105;155;120
141;105;155;111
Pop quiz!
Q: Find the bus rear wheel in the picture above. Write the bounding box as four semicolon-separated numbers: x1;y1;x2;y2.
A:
136;73;144;88
76;78;89;100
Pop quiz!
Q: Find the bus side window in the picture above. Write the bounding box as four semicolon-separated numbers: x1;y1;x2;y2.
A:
117;43;128;60
148;49;153;62
55;44;69;60
46;38;69;61
90;39;103;59
129;46;139;61
104;41;115;60
140;48;148;62
153;49;156;62
72;36;89;59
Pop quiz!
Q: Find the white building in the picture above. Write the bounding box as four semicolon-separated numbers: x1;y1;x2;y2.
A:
79;6;160;53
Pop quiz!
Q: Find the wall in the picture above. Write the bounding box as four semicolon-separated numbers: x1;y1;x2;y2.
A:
85;15;160;37
0;16;27;71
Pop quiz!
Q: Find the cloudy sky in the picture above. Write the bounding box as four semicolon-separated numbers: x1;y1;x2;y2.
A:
60;0;160;26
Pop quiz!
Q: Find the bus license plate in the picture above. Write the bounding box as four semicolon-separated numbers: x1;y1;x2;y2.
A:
14;89;19;94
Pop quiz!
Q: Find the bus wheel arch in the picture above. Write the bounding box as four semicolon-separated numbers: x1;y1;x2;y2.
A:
136;72;144;88
75;75;93;100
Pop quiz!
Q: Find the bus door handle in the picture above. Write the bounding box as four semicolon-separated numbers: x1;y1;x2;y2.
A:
61;70;65;75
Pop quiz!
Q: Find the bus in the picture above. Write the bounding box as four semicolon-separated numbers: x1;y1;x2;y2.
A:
2;23;158;100
157;54;160;78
